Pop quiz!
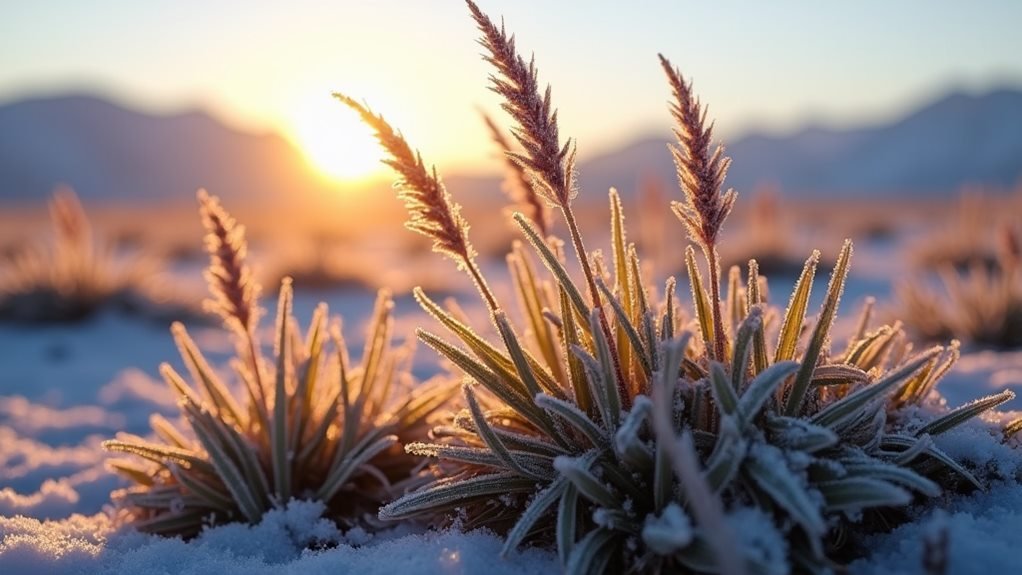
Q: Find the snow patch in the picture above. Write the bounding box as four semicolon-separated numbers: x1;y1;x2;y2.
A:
0;501;560;575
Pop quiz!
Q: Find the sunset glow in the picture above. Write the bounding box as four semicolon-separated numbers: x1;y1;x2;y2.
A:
288;94;383;181
3;2;1022;573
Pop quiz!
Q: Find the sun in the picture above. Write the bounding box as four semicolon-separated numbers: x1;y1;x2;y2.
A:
288;94;383;181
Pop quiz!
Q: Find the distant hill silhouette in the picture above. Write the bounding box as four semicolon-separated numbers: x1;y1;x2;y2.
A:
1;88;1021;205
577;88;1022;197
0;94;338;204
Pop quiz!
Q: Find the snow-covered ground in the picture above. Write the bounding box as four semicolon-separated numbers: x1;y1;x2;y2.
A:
2;241;1021;574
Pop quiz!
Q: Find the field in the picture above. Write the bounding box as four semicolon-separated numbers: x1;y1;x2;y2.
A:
2;2;1022;574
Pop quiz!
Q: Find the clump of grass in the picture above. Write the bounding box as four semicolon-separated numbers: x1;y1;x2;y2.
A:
909;188;1002;272
0;187;190;323
103;190;453;537
339;2;1018;573
899;224;1022;349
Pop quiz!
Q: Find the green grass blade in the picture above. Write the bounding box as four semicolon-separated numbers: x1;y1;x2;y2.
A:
588;309;622;424
379;472;537;520
766;415;839;453
685;246;714;356
915;390;1015;436
171;322;245;426
818;477;911;512
557;483;580;566
746;445;826;538
418;329;554;435
514;212;589;320
168;463;235;510
747;261;769;375
494;310;544;399
661;277;677;342
317;434;398;501
565;528;618;575
774;250;820;362
703;427;747;494
502;475;568;556
785;240;853;415
737;360;798;428
186;408;264;522
102;439;211;473
554;451;620;509
466;385;547;480
812;347;942;428
840;461;940;497
596;277;651;377
559;286;592;414
609;189;634;380
271;280;293;504
709;361;738;417
730;307;762;393
880;435;982;489
536;392;607;448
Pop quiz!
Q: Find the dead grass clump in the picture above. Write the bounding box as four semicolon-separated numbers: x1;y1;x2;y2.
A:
899;223;1022;349
0;188;198;324
909;188;1004;272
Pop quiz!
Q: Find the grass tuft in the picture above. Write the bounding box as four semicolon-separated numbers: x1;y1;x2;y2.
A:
344;3;1019;573
103;191;454;537
899;222;1022;349
0;187;195;324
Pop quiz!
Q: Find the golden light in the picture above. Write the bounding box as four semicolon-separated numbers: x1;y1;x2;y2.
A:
288;94;384;182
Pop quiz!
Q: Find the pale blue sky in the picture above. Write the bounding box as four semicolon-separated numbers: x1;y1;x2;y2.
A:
2;0;1021;175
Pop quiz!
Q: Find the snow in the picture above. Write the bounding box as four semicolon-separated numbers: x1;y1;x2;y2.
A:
2;259;1021;573
937;349;1022;411
641;503;693;555
850;481;1022;575
0;501;560;575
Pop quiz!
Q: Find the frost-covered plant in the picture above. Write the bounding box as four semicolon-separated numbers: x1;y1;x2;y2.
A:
103;190;452;537
898;224;1022;349
482;111;553;238
338;2;1018;573
0;187;182;323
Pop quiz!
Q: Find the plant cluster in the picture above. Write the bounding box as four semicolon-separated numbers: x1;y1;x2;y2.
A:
102;2;1021;573
899;224;1022;349
908;188;1005;273
0;187;192;323
339;2;1018;573
103;190;452;537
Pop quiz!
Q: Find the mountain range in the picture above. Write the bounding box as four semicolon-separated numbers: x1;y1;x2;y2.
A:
0;95;334;205
1;88;1021;205
580;87;1022;197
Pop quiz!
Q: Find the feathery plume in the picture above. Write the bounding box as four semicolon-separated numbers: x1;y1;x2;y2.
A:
659;54;735;361
467;0;625;402
482;111;551;236
659;55;736;250
49;185;92;248
334;93;498;311
467;0;574;207
198;189;260;336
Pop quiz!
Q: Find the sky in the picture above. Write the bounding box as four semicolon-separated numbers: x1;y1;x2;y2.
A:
2;0;1021;179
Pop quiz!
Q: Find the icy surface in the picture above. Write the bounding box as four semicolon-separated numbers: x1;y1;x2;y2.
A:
0;501;560;575
849;481;1022;575
2;273;1021;573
